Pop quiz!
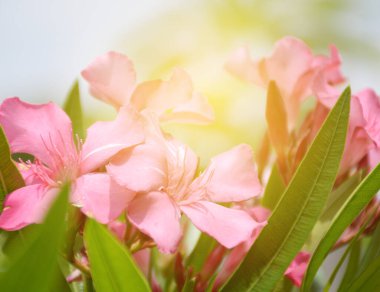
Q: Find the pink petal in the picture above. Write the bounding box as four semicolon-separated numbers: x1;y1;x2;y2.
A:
369;148;380;170
131;69;213;124
107;142;167;193
225;46;263;85
72;173;135;224
0;184;58;230
80;106;144;174
165;138;199;199
130;68;192;113
127;191;182;253
159;92;215;124
0;97;76;169
180;201;259;248
190;144;262;203
284;251;311;287
356;89;380;147
81;51;136;108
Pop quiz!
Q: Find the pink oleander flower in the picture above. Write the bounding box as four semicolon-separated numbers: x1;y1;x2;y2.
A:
314;85;380;173
81;51;214;124
225;36;344;129
0;97;144;230
214;206;310;289
106;125;263;253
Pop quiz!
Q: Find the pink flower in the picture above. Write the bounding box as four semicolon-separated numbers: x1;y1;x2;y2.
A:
314;87;380;173
82;51;214;124
0;98;144;230
226;37;344;129
107;126;263;253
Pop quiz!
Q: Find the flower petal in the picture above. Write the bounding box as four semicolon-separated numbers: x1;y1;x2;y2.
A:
284;251;311;287
72;173;135;224
159;92;215;124
107;142;167;193
0;97;75;168
356;88;380;147
190;144;262;202
0;184;58;230
127;191;182;253
225;46;263;85
80;106;144;174
130;68;192;113
81;51;136;108
180;201;259;248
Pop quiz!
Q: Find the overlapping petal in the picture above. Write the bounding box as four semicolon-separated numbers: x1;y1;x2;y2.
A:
127;191;182;253
0;97;76;169
0;184;59;230
72;173;135;224
190;144;262;202
80;106;144;174
81;51;136;108
180;201;258;248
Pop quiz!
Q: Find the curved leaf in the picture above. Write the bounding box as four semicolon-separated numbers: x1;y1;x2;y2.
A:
84;219;150;292
302;163;380;291
64;80;84;139
261;164;286;210
0;126;25;211
222;87;351;292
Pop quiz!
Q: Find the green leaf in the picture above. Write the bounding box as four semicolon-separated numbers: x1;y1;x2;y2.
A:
305;173;361;251
0;184;69;292
337;240;361;292
64;80;84;139
261;164;286;210
0;126;25;210
345;254;380;292
181;275;196;292
302;163;380;291
359;223;380;273
186;233;217;273
222;87;351;292
84;219;150;292
265;81;289;158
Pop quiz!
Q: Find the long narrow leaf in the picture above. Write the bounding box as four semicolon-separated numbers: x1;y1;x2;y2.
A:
302;163;380;291
64;80;84;139
84;219;150;292
261;164;286;210
222;87;351;292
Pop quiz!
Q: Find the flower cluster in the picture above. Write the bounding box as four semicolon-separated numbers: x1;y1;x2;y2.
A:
0;36;379;291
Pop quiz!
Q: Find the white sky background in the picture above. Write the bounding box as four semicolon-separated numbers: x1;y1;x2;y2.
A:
0;0;185;104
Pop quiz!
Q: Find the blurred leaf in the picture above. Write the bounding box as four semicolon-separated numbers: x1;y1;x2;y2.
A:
257;132;271;179
222;88;351;292
337;240;361;292
0;184;69;291
302;163;380;291
261;164;286;210
181;275;196;292
64;80;84;139
359;223;380;273
345;254;380;292
0;126;25;210
186;233;217;273
305;173;361;251
265;81;289;173
84;219;150;292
